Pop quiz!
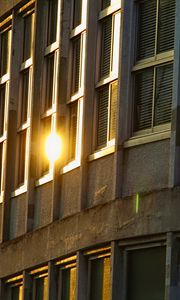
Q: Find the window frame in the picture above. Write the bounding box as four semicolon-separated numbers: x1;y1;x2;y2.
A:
94;1;120;151
0;17;12;202
132;0;175;136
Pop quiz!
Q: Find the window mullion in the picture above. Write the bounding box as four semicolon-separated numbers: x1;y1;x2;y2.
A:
155;0;160;56
151;67;157;128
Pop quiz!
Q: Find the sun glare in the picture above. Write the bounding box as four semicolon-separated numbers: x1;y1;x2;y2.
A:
45;133;62;163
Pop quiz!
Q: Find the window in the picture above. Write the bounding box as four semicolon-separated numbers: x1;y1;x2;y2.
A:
85;247;111;300
64;0;86;169
56;256;77;300
95;1;120;149
15;7;34;189
4;275;23;300
126;246;166;300
30;267;48;300
0;19;11;200
38;0;60;179
133;0;175;133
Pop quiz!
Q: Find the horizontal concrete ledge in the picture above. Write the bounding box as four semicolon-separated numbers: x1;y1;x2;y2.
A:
1;186;180;278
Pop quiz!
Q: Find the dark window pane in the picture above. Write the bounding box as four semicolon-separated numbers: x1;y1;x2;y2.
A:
73;0;82;28
11;285;22;300
154;63;173;126
23;13;34;61
100;16;112;78
21;69;29;124
45;54;54;110
102;0;111;10
157;0;176;53
0;29;11;76
0;84;6;136
127;247;166;300
134;68;154;131
69;103;78;161
41;118;51;174
97;85;109;147
72;37;81;94
47;0;58;45
17;130;26;186
0;143;2;190
35;277;48;300
137;0;156;60
109;81;118;140
90;257;110;300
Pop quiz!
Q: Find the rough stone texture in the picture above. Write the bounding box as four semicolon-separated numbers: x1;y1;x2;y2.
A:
34;182;52;229
0;0;22;16
9;194;26;239
1;186;180;278
123;140;169;197
61;168;81;217
87;155;114;207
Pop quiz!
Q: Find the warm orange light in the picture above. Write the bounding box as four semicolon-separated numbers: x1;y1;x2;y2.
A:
45;132;62;163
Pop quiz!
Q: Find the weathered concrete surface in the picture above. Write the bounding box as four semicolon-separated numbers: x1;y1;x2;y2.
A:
0;0;21;16
1;186;180;278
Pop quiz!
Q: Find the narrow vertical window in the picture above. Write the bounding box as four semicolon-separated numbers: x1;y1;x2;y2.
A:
95;4;120;149
45;54;54;111
41;117;51;175
17;131;26;186
4;275;23;300
35;277;48;300
23;12;33;61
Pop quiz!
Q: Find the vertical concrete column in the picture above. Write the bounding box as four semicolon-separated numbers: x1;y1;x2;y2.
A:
25;0;47;232
110;242;121;300
0;280;5;299
169;0;180;187
76;251;88;300
112;0;136;199
79;0;100;209
47;261;57;300
22;271;32;300
165;233;180;300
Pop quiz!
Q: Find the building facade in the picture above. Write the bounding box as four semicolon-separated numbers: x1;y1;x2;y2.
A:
0;0;179;299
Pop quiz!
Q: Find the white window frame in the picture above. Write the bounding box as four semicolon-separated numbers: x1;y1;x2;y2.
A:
36;0;61;186
93;1;121;153
132;0;174;137
12;5;35;197
0;16;12;203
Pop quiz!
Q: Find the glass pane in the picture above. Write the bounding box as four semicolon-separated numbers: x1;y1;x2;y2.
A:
134;68;154;131
90;257;110;300
73;0;82;28
127;247;166;300
71;36;81;95
102;0;111;10
41;118;51;174
0;84;6;136
154;63;173;126
157;0;175;53
61;267;76;300
109;81;117;140
45;54;54;110
0;143;3;191
0;29;11;76
35;277;48;300
69;103;78;161
100;16;112;78
97;85;109;147
23;13;34;61
11;285;23;300
137;0;156;60
17;130;26;186
21;69;29;124
47;0;58;45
